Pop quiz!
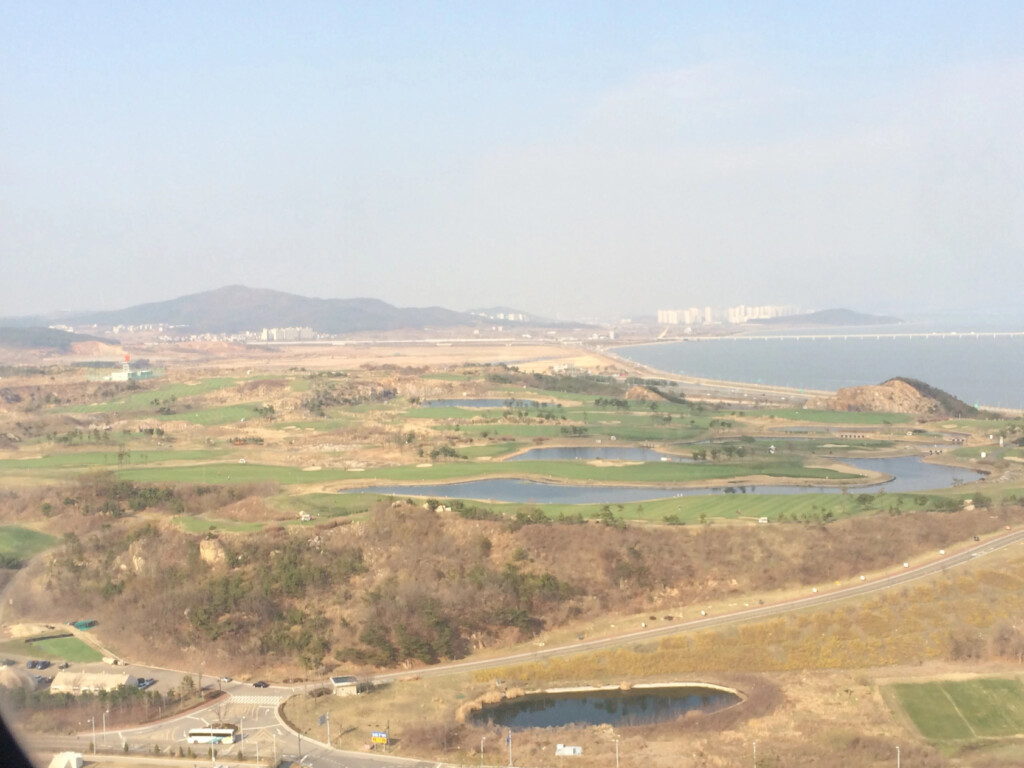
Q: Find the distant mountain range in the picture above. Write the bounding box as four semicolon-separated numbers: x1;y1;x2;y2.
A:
0;285;513;335
755;308;902;327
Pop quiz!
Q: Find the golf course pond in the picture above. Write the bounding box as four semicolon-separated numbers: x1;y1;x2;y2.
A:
340;455;984;504
507;446;693;462
471;684;741;729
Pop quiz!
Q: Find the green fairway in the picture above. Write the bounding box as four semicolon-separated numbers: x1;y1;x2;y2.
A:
0;635;103;663
155;403;262;425
172;516;266;533
58;377;239;414
459;442;522;458
0;526;56;560
269;492;373;518
749;409;912;425
118;462;350;485
891;678;1024;741
0;449;223;471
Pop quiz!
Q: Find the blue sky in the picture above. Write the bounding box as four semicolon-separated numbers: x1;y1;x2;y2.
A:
2;2;1022;320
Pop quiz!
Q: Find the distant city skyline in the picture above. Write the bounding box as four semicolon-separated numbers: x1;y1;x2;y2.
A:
3;3;1022;320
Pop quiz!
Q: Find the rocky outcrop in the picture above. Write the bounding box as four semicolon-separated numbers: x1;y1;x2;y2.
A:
805;378;954;415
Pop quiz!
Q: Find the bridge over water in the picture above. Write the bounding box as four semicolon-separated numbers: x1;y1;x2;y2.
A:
689;331;1024;342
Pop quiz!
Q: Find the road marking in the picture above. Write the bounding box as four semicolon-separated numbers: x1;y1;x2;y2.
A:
230;694;282;706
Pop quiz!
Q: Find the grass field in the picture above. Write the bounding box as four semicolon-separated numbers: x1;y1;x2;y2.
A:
171;516;266;533
890;678;1024;741
0;635;102;663
0;449;223;471
269;492;373;518
57;377;239;414
749;409;913;425
154;403;261;425
0;526;56;560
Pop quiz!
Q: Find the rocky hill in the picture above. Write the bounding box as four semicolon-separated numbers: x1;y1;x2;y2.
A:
804;377;981;417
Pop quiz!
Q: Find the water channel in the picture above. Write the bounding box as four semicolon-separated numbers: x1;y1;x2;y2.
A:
471;685;741;729
340;456;984;504
507;446;693;462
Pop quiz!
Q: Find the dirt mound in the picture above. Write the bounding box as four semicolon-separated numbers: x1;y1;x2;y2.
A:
805;378;939;415
214;496;278;521
625;385;661;401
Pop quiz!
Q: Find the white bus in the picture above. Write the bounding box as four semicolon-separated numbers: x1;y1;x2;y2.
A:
186;725;238;744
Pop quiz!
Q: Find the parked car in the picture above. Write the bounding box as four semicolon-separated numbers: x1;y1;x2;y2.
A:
58;662;70;670
35;660;50;669
220;676;232;683
25;660;37;669
253;680;269;688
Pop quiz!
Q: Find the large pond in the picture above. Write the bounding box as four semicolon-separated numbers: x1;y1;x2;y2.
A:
507;446;693;462
340;456;984;504
471;685;740;729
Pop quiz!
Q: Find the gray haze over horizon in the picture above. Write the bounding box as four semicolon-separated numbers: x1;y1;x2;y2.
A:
3;3;1023;322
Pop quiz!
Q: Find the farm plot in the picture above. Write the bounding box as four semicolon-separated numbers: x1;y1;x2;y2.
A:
891;678;1024;741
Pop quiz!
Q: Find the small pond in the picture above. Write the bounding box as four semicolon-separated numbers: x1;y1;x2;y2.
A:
507;446;693;462
340;456;984;504
472;685;740;729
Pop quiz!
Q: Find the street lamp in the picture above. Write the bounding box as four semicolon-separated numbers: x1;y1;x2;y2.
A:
896;745;900;768
615;738;620;768
90;717;96;753
481;736;486;767
240;715;245;744
102;709;109;745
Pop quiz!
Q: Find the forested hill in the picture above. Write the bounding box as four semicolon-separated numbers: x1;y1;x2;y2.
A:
3;285;487;335
0;327;112;351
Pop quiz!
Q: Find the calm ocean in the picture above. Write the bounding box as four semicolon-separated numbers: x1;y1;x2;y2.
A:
616;332;1024;410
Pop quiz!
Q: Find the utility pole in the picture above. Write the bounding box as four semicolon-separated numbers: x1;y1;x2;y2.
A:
753;740;757;767
615;738;620;768
507;729;512;766
90;717;96;753
897;745;900;768
481;736;485;767
327;712;331;747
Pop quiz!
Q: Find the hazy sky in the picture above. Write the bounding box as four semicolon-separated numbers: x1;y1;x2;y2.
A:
3;2;1022;320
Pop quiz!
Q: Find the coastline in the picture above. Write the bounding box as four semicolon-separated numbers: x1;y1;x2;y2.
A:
599;344;834;404
601;341;1023;415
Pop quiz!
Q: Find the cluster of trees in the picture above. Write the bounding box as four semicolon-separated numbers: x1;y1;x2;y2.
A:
691;444;749;461
302;381;397;416
594;397;630;409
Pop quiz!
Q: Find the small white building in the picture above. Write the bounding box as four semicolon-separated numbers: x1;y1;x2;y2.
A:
47;753;83;768
330;675;360;697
